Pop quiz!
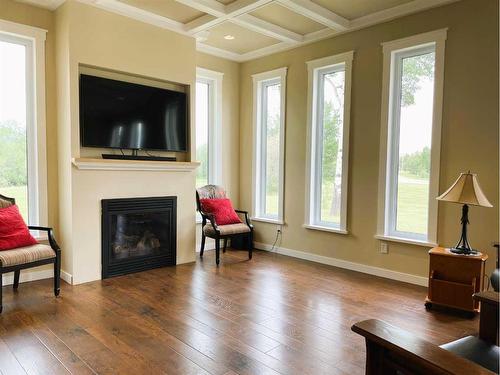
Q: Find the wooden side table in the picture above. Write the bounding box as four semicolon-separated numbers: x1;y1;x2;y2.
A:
425;247;488;314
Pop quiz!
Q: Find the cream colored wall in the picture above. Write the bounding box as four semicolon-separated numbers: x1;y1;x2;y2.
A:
239;0;499;277
0;0;58;232
54;1;198;282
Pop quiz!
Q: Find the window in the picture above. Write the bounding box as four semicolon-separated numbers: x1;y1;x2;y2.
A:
195;68;222;188
252;67;287;223
0;20;47;229
305;52;353;233
377;29;447;245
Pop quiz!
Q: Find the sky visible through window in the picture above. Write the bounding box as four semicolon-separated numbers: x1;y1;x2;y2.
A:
0;39;28;220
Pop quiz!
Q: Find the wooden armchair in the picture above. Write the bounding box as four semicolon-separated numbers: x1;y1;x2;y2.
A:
0;194;61;313
352;291;499;374
196;185;253;265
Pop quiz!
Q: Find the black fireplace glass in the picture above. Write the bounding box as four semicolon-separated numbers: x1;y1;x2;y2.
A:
110;212;171;261
101;196;176;278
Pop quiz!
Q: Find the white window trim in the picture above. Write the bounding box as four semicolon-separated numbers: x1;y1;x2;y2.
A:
376;29;447;246
195;67;223;224
252;67;287;224
304;51;354;234
0;20;48;233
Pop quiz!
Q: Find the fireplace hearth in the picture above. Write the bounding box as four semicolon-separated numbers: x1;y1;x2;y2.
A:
101;196;176;278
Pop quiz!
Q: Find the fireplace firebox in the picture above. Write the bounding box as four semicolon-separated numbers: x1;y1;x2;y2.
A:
101;196;176;278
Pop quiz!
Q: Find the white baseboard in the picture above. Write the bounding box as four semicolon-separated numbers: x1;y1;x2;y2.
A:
255;241;428;287
2;268;73;286
61;270;72;284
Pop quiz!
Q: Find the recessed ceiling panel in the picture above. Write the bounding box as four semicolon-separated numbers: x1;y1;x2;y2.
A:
251;3;325;35
312;0;415;19
204;21;281;55
119;0;205;23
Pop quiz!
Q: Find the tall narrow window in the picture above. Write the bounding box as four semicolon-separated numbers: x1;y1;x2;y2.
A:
305;52;353;233
252;68;286;223
377;30;446;245
0;23;47;228
195;80;210;188
195;68;223;189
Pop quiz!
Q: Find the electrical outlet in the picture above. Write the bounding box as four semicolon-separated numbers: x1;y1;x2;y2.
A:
276;225;282;234
380;242;388;254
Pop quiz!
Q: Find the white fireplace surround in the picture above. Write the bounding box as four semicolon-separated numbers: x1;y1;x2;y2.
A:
60;158;200;285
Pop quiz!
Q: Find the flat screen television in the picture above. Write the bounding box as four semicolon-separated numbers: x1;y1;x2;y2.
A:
79;74;187;152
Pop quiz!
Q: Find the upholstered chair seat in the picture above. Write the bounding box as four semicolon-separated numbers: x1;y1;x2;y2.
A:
0;243;56;267
203;223;251;237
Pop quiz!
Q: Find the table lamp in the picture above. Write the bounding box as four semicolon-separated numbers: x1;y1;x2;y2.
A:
437;172;492;255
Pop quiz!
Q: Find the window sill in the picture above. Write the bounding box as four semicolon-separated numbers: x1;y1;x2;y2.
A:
303;224;348;235
375;234;437;248
251;217;285;225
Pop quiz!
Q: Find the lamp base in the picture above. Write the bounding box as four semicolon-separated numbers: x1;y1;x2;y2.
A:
450;247;478;255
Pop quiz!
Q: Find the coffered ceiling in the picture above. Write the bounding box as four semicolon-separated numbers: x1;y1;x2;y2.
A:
17;0;459;62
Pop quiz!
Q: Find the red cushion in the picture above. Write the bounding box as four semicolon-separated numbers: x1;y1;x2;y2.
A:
199;198;242;226
0;205;38;251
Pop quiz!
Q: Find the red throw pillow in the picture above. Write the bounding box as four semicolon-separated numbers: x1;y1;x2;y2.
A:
0;205;38;251
200;198;242;226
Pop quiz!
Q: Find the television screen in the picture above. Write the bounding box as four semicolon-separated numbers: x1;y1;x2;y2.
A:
79;74;187;152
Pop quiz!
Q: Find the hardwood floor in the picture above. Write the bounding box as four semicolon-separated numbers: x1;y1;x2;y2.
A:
0;249;478;375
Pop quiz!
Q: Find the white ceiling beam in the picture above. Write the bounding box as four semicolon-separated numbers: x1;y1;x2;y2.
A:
184;14;221;34
233;14;303;43
277;0;350;31
182;0;273;35
175;0;226;17
225;0;273;17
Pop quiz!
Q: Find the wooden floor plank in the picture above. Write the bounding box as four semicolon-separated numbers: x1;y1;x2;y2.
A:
0;249;478;375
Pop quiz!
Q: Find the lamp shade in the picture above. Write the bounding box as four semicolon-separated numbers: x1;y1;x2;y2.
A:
437;172;492;207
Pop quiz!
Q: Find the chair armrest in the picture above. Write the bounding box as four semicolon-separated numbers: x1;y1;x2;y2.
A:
235;210;252;227
352;319;494;375
474;291;499;305
200;211;219;232
28;226;61;252
474;292;499;344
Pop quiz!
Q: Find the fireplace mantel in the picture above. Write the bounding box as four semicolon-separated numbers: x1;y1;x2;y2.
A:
72;158;200;172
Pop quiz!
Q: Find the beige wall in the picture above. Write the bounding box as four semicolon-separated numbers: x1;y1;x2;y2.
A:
0;0;58;232
239;0;499;278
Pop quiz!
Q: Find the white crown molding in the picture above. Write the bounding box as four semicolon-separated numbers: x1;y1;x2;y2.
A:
79;0;186;35
20;0;461;62
196;42;245;61
350;0;459;30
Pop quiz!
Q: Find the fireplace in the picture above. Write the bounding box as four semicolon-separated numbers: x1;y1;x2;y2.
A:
101;196;176;278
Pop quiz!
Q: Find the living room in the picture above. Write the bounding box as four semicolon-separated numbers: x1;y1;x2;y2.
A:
0;0;498;374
